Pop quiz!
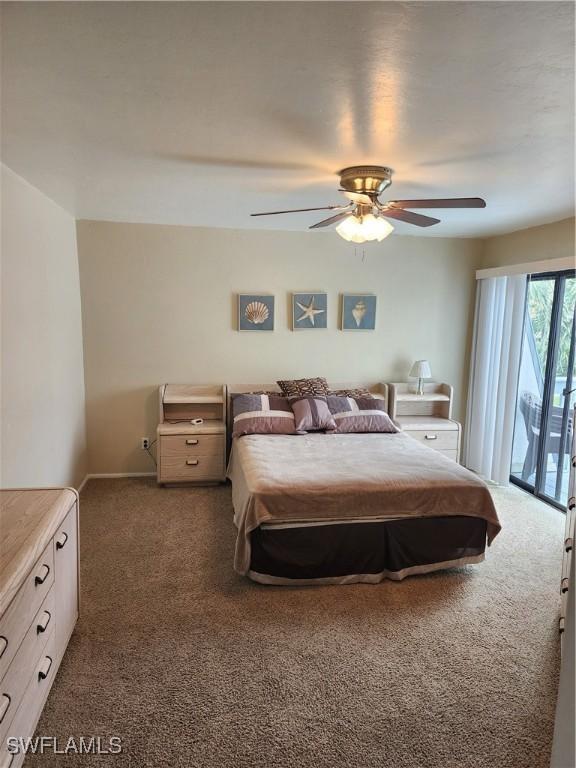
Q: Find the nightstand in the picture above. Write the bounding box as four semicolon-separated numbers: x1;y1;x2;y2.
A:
157;384;226;485
388;382;461;462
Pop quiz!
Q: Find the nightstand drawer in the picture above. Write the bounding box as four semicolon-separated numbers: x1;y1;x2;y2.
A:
437;449;459;461
160;434;224;458
405;429;459;451
160;454;224;482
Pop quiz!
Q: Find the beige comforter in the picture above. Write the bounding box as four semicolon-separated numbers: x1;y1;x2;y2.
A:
227;432;501;574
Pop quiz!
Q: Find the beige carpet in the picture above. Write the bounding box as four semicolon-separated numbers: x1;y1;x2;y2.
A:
27;479;563;768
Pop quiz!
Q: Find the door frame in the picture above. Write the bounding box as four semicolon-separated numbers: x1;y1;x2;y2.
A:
510;269;576;510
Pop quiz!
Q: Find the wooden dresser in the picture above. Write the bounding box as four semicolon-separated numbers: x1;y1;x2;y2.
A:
0;488;79;768
388;382;461;462
560;405;575;646
157;384;226;485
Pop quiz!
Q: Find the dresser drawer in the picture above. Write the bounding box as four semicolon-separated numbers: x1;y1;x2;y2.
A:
405;429;459;451
0;590;54;742
54;506;78;661
160;434;224;458
0;542;54;681
1;629;56;768
160;454;224;482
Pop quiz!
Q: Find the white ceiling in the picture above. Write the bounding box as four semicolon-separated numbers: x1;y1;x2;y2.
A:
1;1;574;237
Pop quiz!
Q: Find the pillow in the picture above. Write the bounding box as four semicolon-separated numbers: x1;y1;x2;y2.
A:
232;394;298;438
328;388;373;398
277;377;329;397
326;396;399;434
288;396;337;433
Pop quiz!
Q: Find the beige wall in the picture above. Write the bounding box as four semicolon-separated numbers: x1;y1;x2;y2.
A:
481;217;575;269
77;220;483;473
1;166;87;487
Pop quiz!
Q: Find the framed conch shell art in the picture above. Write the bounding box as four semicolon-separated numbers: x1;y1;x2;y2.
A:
341;294;377;331
238;294;275;331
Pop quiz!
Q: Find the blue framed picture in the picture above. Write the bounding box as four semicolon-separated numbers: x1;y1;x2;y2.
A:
341;294;377;331
238;294;275;331
292;292;327;330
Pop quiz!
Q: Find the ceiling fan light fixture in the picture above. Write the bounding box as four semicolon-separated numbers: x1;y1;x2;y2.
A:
335;213;394;243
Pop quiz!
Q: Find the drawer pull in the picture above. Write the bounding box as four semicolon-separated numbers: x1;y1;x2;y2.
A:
0;636;7;659
561;578;569;594
186;459;199;466
566;538;573;553
56;531;69;550
35;564;50;586
424;434;438;440
0;694;11;724
38;655;53;681
569;496;575;511
37;610;52;634
186;439;199;445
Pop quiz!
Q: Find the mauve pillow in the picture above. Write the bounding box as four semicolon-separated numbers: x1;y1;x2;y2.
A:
326;396;399;434
288;396;337;433
232;394;298;438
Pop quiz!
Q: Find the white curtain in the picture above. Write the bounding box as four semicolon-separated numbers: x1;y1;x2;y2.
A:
464;274;527;484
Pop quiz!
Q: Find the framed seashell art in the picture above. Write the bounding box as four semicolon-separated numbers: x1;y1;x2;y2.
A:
292;292;327;330
341;293;377;331
238;294;275;331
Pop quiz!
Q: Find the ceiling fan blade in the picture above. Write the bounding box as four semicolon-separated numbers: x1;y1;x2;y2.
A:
309;211;353;229
387;197;486;209
251;205;347;217
380;208;440;227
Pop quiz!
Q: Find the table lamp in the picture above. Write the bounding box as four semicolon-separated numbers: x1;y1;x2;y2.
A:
409;360;431;395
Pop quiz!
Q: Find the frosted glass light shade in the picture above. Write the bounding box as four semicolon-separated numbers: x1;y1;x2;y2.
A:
336;214;394;243
409;360;432;379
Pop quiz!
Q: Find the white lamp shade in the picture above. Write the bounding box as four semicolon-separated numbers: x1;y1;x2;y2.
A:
336;214;394;243
409;360;432;379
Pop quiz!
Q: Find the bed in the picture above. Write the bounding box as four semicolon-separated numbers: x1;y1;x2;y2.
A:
226;383;501;585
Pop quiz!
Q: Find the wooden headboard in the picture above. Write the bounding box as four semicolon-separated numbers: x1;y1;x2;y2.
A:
226;381;388;442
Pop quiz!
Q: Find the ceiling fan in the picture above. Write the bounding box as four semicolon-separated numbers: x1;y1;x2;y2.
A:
251;165;486;243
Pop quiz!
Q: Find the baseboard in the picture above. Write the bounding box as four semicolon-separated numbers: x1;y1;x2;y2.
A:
77;475;90;494
77;472;156;492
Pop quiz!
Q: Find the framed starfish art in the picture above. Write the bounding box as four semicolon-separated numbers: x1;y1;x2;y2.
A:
291;292;328;330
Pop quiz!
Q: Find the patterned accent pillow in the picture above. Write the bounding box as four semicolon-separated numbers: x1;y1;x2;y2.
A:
277;377;329;397
288;396;337;433
232;394;298;438
326;396;399;434
328;388;373;398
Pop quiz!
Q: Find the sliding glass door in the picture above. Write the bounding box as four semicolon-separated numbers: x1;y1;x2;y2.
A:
510;270;576;509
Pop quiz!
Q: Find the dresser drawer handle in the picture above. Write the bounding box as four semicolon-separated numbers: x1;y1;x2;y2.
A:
56;532;69;550
38;655;53;681
0;694;11;724
186;439;199;445
0;636;7;659
186;459;199;466
566;538;573;553
569;496;575;511
561;578;569;594
424;434;438;440
34;564;50;586
37;611;52;634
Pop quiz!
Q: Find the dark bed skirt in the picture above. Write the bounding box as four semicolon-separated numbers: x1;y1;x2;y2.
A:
248;516;487;585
